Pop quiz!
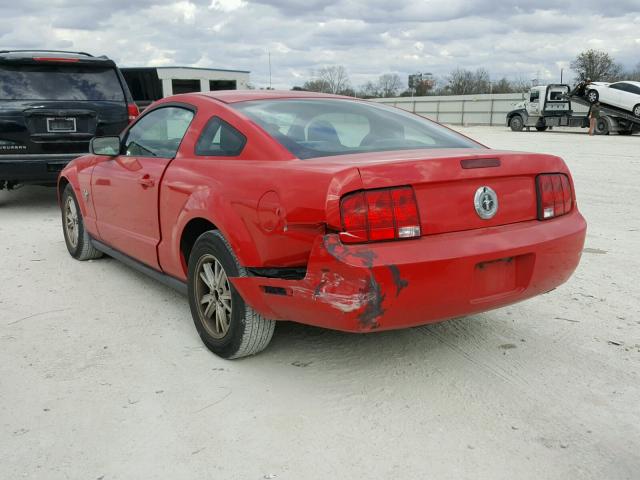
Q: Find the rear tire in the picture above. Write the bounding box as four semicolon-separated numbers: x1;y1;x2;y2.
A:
587;89;599;104
187;230;275;359
509;115;524;132
61;185;103;261
633;104;640;118
595;118;609;135
535;126;548;132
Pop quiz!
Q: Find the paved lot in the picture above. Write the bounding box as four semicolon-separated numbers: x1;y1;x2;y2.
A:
1;126;639;480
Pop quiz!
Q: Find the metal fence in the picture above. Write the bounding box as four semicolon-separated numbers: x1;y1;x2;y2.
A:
374;93;527;126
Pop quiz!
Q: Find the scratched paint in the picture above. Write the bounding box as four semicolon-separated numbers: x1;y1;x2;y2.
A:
291;270;375;313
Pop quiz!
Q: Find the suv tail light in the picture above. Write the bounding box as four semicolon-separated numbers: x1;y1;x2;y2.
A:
340;186;421;244
127;103;140;122
536;173;573;220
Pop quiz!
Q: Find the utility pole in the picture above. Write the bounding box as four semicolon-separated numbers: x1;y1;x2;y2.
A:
268;51;272;90
560;68;563;83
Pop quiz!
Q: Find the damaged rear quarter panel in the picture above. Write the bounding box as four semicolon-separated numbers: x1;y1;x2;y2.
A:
231;234;411;332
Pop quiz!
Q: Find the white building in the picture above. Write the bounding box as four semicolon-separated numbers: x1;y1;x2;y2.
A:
121;66;250;107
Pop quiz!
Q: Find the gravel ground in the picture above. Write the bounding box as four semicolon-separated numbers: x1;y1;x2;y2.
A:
1;126;639;480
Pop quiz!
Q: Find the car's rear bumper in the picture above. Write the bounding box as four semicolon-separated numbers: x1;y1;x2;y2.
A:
231;210;587;332
0;154;80;184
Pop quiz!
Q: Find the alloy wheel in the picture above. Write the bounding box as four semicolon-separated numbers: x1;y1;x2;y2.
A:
195;254;232;339
64;196;79;249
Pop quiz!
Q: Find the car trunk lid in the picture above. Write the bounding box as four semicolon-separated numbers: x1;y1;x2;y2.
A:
312;148;567;236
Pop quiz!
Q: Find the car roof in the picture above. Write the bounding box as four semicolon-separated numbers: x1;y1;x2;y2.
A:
0;50;114;66
195;89;356;104
613;81;640;87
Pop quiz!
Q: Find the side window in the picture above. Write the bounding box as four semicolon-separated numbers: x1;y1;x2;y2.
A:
124;107;194;158
529;91;540;102
195;117;246;156
630;84;640;95
610;83;624;91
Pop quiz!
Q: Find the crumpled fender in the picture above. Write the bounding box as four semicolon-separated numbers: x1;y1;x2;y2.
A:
230;234;409;332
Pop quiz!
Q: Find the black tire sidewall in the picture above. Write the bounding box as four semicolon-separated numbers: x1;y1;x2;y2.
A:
187;231;248;358
596;118;608;135
61;185;84;258
510;116;523;131
633;105;640;117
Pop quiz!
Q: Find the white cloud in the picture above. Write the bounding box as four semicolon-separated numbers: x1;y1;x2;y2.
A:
209;0;246;12
0;1;638;90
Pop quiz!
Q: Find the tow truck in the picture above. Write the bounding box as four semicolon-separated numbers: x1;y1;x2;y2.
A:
506;84;640;135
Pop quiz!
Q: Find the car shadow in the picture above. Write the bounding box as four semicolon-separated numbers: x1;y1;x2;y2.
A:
0;185;58;209
253;314;494;369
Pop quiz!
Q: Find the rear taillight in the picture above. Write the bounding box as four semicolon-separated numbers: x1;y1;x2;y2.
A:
340;186;421;244
127;103;140;122
536;173;573;220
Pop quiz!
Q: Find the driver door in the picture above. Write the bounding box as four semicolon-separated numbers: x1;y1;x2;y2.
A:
527;90;540;116
91;106;194;269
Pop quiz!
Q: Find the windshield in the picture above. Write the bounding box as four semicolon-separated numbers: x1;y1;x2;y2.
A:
0;65;125;101
233;98;481;159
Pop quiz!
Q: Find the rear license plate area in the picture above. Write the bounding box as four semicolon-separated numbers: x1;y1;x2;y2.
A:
470;254;534;303
47;117;76;133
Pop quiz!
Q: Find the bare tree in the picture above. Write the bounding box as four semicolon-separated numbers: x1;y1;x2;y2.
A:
491;78;513;94
301;78;331;93
445;68;489;95
570;49;625;82
378;74;403;97
358;81;381;98
316;66;351;94
628;63;640;82
509;75;533;94
473;68;491;94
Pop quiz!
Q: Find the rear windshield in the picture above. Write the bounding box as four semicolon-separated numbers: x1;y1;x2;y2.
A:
0;65;125;101
233;98;480;159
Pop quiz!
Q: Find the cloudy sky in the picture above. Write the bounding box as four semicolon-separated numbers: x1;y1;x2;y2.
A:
2;0;639;89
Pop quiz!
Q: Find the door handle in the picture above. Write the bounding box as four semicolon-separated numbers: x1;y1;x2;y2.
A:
138;174;155;188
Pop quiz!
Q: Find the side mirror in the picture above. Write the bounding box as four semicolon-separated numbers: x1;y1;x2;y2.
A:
90;136;121;156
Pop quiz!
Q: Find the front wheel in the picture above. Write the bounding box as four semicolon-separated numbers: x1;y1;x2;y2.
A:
61;184;103;261
633;104;640;117
587;89;599;104
509;115;524;131
188;231;275;359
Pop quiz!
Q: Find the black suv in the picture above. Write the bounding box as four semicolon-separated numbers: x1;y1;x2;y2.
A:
0;50;138;189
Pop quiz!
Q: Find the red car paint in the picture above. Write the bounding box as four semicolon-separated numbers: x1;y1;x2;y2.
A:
58;91;587;332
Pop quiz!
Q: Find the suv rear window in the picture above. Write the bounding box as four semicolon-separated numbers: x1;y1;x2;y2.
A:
0;65;125;101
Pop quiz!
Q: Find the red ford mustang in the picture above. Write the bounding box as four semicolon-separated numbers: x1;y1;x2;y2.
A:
58;90;587;359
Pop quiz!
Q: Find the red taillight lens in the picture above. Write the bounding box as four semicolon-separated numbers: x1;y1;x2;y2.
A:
127;103;140;122
340;191;368;243
536;173;573;220
340;186;421;244
366;189;395;241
